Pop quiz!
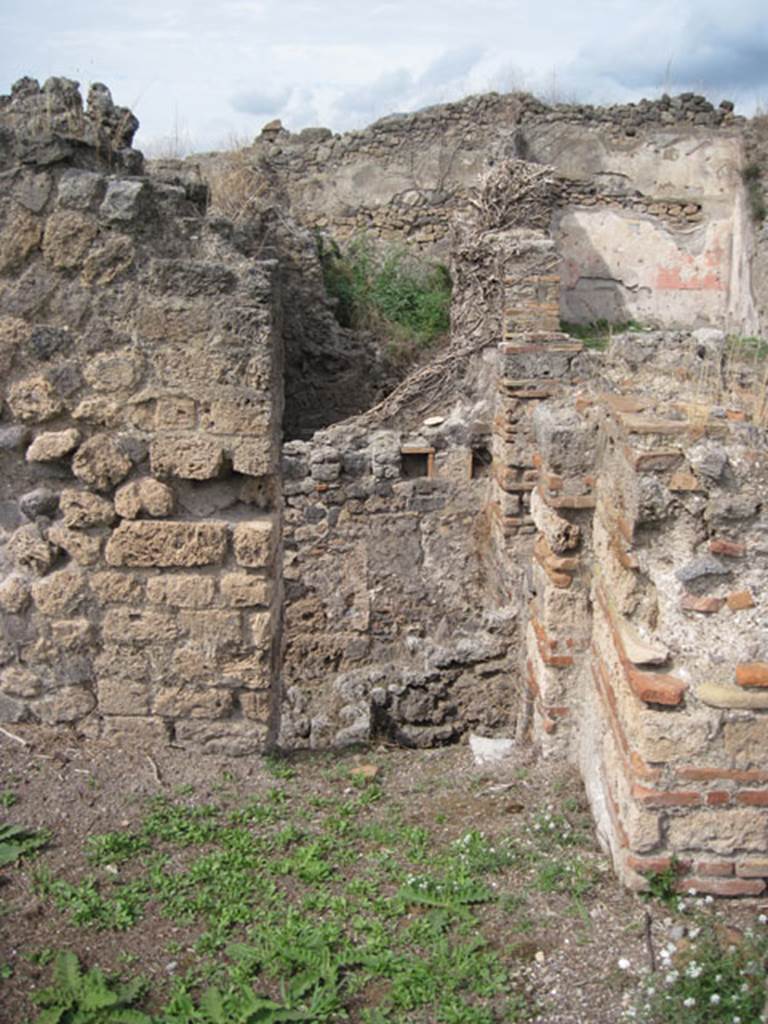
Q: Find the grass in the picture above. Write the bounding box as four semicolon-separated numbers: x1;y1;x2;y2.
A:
317;234;451;360
12;764;607;1023
560;319;650;351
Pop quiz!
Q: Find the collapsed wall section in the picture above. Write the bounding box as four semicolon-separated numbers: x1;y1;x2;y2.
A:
0;79;283;752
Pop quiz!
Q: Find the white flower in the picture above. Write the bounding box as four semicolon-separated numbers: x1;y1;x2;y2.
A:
618;958;631;970
704;895;714;904
758;913;767;924
683;997;696;1007
688;887;697;896
710;994;721;1005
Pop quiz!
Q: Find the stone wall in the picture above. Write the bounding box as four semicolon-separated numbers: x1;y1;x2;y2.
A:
184;89;761;335
0;79;283;752
512;328;768;895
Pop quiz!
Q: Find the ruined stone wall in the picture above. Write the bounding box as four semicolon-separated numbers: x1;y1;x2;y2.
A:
279;396;519;750
0;79;283;752
515;330;768;896
191;90;760;334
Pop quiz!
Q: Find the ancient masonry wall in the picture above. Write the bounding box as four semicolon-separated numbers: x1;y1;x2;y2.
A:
497;298;768;893
0;79;283;753
190;89;759;334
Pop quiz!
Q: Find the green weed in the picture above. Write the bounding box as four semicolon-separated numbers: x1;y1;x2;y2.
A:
317;233;451;353
634;910;768;1023
0;823;50;868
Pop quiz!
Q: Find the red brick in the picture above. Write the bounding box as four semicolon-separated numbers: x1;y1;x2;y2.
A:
736;663;768;687
677;876;766;897
709;538;746;558
726;409;746;421
736;790;768;806
727;590;755;611
632;784;701;808
736;858;768;879
681;593;724;614
627;668;687;706
707;790;731;806
695;860;734;877
626;854;675;874
679;767;768;784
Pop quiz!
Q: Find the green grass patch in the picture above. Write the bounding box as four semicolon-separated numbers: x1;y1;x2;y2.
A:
560;319;650;350
317;234;451;356
20;767;608;1023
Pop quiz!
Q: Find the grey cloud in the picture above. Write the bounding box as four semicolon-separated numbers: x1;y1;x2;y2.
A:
575;5;768;99
231;86;292;115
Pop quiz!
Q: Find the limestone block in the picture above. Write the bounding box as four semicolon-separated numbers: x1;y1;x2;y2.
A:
102;607;181;646
60;489;115;528
231;439;272;477
105;521;228;568
96;677;151;716
32;568;86;615
150;437;225;480
155;398;196;430
146;576;215;609
220;652;270;688
72;397;120;426
0;574;31;613
80;235;135;286
48;525;103;566
200;396;269;436
26;428;81;462
239;690;271;721
41;211;97;270
9;524;55;574
667;808;767;855
49;618;94;651
220;573;271;608
1;666;41;698
172;643;218;683
0;207;43;273
90;572;144;604
174;719;267;755
36;687;96;724
248;610;273;650
697;682;768;711
178;611;242;647
153;687;234;719
8;376;64;423
93;646;149;683
83;351;142;392
724;720;768;766
114;479;174;519
628;705;711;763
232;521;274;568
72;434;132;491
101;715;168;744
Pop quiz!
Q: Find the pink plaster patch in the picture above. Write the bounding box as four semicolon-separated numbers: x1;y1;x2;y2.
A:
656;264;723;291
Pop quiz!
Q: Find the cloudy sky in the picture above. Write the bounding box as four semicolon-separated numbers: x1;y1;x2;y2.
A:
1;0;766;153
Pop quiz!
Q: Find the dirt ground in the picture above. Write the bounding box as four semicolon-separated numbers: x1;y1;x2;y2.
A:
0;725;765;1024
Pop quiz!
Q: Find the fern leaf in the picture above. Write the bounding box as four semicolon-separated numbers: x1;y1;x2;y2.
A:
200;986;226;1023
106;1011;153;1024
79;966;119;1010
54;951;82;993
